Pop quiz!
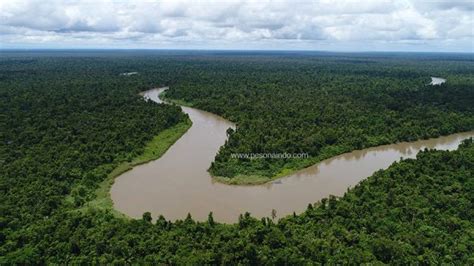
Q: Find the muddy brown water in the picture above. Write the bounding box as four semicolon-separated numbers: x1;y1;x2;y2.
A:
111;87;473;223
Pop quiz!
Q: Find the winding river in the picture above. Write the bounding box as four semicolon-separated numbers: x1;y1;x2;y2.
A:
111;87;473;223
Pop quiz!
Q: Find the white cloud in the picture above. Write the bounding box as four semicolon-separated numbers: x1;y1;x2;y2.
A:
0;0;472;51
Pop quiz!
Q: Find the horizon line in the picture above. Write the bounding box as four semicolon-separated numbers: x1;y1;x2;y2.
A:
1;47;473;54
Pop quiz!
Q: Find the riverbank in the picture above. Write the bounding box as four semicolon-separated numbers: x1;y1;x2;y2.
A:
212;153;333;185
213;154;337;185
110;88;474;222
162;92;320;186
160;89;473;186
162;89;355;186
83;119;192;217
160;90;195;107
212;132;474;185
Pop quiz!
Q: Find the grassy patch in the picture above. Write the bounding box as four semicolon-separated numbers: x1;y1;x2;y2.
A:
212;163;314;185
133;120;192;164
213;175;274;185
212;161;316;185
80;119;192;217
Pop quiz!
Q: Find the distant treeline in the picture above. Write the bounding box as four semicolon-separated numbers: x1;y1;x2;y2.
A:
0;52;473;264
164;53;474;179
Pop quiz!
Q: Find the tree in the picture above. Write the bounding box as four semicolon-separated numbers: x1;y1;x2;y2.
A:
142;212;152;223
271;209;277;220
207;212;215;226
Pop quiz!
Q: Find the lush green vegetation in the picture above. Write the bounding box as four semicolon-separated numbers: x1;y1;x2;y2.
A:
79;120;191;216
0;52;190;261
1;51;473;264
164;53;474;181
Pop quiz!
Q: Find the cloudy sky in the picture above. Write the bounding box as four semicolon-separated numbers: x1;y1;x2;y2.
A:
0;0;473;52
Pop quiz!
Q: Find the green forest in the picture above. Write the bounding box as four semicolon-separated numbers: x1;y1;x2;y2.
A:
1;51;473;263
164;53;474;182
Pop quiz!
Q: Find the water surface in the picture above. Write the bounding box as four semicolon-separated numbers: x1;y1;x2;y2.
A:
430;77;446;85
111;87;473;223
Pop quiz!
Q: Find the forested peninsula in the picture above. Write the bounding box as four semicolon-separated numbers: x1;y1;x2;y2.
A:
164;53;474;182
1;51;473;264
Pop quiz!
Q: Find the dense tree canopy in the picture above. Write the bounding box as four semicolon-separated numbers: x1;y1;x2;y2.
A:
0;52;188;262
164;52;474;178
1;51;473;263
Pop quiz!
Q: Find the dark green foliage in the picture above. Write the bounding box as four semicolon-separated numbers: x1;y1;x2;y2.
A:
0;53;187;262
3;138;474;264
164;54;474;177
1;51;473;264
